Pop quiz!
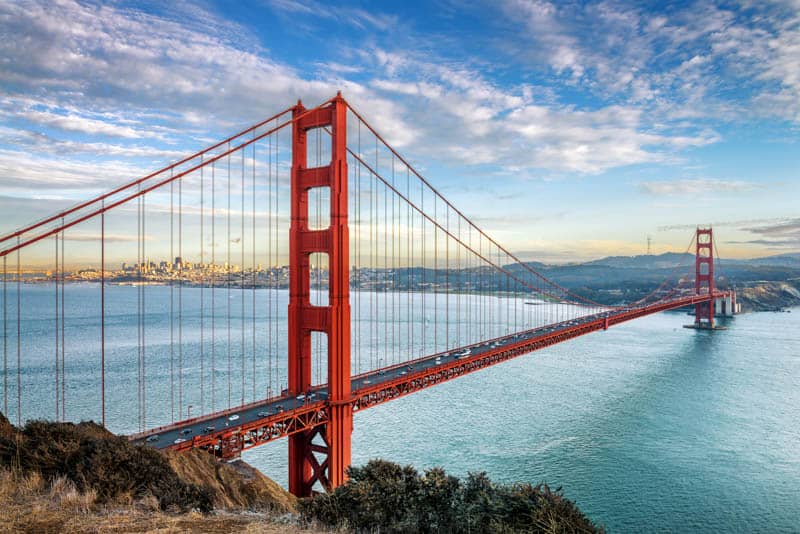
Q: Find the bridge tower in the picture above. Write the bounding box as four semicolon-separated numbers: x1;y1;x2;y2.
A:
288;93;352;496
694;227;715;328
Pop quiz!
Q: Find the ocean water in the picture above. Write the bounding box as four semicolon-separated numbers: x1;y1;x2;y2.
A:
246;306;800;533
2;284;799;532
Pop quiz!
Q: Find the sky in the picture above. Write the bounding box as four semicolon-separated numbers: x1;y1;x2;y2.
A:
0;0;798;264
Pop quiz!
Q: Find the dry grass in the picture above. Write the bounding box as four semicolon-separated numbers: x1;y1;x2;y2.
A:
0;468;327;534
164;449;297;513
0;414;325;532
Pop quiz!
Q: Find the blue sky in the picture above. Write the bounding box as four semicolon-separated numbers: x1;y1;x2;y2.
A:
0;0;798;262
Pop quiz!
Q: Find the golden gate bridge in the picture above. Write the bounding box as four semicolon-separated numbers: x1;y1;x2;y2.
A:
0;93;733;496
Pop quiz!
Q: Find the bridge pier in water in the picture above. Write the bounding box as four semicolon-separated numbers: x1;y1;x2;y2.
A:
288;93;352;496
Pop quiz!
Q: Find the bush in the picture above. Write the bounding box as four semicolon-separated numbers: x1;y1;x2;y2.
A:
300;459;602;533
0;413;212;512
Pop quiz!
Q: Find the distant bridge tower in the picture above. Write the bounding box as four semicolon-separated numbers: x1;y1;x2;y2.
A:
694;227;715;328
288;93;352;496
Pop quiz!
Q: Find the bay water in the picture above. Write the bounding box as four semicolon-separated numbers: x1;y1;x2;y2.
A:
3;284;798;532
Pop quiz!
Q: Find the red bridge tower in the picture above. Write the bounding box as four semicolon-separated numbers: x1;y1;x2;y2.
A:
694;227;715;329
288;93;352;496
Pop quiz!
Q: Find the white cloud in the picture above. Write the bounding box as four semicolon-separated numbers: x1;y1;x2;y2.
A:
638;178;758;196
268;0;398;30
497;0;800;124
0;149;143;191
0;0;786;214
14;109;152;139
367;54;717;173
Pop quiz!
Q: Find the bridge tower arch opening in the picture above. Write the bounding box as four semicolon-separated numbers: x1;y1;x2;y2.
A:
288;93;352;496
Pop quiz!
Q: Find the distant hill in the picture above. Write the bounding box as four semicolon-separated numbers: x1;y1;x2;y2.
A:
548;252;800;271
506;251;800;307
734;252;800;268
583;252;694;270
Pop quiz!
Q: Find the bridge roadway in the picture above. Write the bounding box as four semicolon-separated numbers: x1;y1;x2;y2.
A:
130;292;720;457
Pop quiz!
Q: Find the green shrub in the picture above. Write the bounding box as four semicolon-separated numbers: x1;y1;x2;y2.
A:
300;459;602;533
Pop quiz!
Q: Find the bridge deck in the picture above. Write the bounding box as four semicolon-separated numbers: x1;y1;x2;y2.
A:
130;293;721;456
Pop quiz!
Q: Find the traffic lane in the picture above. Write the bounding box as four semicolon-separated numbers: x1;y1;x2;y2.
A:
141;390;331;448
141;310;616;448
351;310;611;391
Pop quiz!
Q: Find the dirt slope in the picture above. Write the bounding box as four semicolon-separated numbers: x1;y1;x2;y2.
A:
165;448;296;512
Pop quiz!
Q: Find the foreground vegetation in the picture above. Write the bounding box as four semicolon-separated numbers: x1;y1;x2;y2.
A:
0;469;312;533
0;413;599;533
0;413;317;532
301;459;602;533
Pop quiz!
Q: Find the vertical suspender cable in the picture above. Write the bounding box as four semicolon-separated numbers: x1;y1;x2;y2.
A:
267;132;272;396
392;155;397;365
241;146;245;402
200;157;205;415
142;193;146;428
211;160;216;412
16;238;21;426
101;203;106;427
169;175;174;423
420;177;425;357
383;149;388;367
252;135;256;401
356;123;361;375
227;146;232;408
55;235;59;419
407;165;412;359
178;166;183;417
274;126;279;392
359;122;363;374
457;216;460;347
274;126;279;393
225;151;233;408
137;192;141;429
371;137;376;369
2;255;6;416
378;151;391;366
434;195;437;352
61;223;65;421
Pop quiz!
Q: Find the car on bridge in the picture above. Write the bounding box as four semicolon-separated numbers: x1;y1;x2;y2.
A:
453;349;471;358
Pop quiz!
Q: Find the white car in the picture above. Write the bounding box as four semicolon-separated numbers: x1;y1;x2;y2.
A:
146;435;159;443
257;411;270;417
454;348;471;358
228;414;240;421
173;438;187;444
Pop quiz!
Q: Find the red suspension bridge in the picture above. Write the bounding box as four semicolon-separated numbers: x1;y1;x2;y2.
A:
0;93;733;496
